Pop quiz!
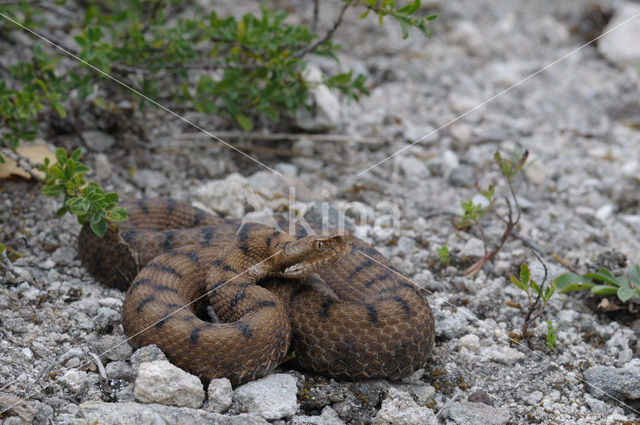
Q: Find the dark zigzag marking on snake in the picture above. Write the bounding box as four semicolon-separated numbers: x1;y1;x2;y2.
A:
318;299;335;318
162;231;176;251
235;322;252;338
154;284;178;294
229;292;244;309
193;210;205;226
122;229;137;243
200;227;214;246
244;300;277;315
366;304;378;323
348;259;374;279
394;296;411;317
146;263;183;278
364;272;391;288
190;327;201;344
167;198;177;215
136;296;155;312
131;278;152;291
136;199;149;214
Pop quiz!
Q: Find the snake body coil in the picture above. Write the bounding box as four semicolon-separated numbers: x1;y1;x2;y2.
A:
79;199;435;385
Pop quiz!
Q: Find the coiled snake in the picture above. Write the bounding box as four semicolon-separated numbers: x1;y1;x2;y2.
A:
79;199;435;385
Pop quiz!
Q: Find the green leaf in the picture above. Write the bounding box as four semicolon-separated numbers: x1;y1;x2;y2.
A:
617;278;634;302
75;164;90;173
234;114;253;131
55;205;69;217
519;263;530;285
107;206;128;222
585;268;622;287
90;218;107;237
47;165;65;180
55;147;67;164
546;319;556;348
87;26;103;42
42;183;65;198
590;285;618;296
628;264;640;285
530;281;540;294
397;0;421;15
71;148;83;162
51;100;67;118
510;275;528;292
104;192;119;204
554;273;595;293
543;282;556;301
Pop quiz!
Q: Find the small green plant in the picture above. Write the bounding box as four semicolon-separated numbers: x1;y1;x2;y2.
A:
508;254;556;348
456;150;528;276
545;319;557;348
554;265;640;302
436;244;451;266
40;147;128;237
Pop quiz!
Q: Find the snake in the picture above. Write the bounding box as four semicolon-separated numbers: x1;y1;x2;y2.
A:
78;198;435;385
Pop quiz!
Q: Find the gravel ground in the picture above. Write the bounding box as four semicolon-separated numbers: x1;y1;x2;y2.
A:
1;0;640;424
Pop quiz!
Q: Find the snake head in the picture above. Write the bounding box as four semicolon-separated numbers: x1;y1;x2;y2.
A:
279;230;353;278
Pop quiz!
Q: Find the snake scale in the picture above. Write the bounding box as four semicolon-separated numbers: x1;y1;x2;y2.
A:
79;198;435;385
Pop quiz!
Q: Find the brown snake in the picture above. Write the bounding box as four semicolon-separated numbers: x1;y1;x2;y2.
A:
79;198;435;385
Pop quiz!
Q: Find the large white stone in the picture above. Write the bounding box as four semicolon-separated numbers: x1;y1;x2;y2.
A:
79;401;268;425
373;388;436;425
208;378;233;413
598;3;640;68
442;401;511;425
194;173;249;217
295;67;341;131
134;360;205;409
233;373;298;420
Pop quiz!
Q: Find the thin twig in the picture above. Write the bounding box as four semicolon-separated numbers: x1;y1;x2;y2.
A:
521;250;549;348
163;131;385;145
464;157;526;277
294;1;352;59
311;0;320;33
154;143;356;167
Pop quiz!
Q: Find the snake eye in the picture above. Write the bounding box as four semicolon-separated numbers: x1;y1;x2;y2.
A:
316;241;324;250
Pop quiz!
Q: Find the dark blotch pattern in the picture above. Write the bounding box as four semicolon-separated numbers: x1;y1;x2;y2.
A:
348;259;373;280
200;227;214;245
167;199;177;214
395;296;412;317
154;284;178;294
193;210;205;226
236;322;252;338
122;229;137;243
146;263;183;278
137;296;155;312
190;327;201;344
366;304;378;323
131;278;152;291
163;231;176;251
319;299;335;318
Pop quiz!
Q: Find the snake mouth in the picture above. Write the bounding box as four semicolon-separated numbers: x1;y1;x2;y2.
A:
281;255;339;278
